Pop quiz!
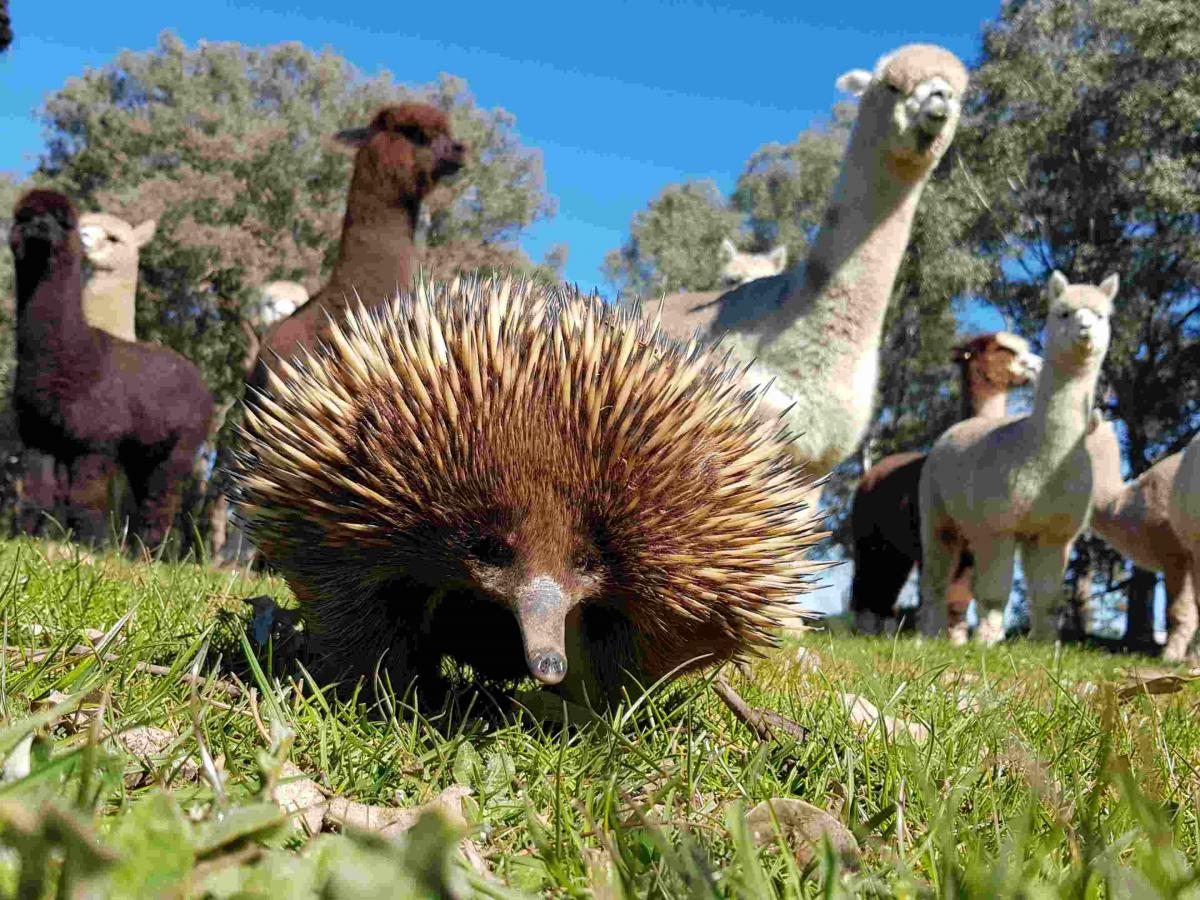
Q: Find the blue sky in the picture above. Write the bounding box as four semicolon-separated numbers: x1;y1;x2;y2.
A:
2;0;1020;615
2;0;1004;310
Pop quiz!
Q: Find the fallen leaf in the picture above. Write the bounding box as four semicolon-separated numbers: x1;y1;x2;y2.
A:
118;726;200;788
839;694;929;743
2;734;33;783
745;798;859;869
1117;669;1200;702
273;761;328;835
325;785;472;839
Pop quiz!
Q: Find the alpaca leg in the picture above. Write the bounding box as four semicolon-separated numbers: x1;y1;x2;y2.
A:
851;539;914;635
970;535;1016;646
1022;540;1071;642
916;518;961;638
945;553;973;646
66;454;117;546
129;432;205;551
16;450;60;536
1162;564;1195;663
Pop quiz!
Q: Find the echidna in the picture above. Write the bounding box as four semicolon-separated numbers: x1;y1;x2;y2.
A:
232;275;819;707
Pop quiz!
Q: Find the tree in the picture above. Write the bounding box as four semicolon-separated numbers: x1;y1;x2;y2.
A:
602;180;742;297
959;0;1200;645
2;33;557;546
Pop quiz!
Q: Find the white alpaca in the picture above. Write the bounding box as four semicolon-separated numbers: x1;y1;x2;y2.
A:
256;280;310;327
919;271;1119;645
650;45;968;480
1088;420;1196;660
718;238;788;287
79;212;157;342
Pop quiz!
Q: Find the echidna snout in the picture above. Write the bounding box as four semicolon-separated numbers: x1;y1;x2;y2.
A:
510;576;575;685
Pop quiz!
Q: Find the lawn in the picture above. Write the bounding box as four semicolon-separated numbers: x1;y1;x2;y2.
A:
0;536;1197;898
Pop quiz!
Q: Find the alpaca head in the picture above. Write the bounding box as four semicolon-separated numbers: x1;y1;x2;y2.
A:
951;331;1042;390
836;44;969;182
334;103;467;202
9;190;80;275
718;238;788;286
1043;270;1119;370
79;213;156;274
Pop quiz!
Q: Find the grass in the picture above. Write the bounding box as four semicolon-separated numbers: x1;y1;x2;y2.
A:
0;535;1198;898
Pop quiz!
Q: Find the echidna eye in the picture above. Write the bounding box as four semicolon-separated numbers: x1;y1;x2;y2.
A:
471;534;514;567
573;548;599;573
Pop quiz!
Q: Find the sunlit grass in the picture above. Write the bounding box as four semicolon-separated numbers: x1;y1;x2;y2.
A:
0;535;1196;897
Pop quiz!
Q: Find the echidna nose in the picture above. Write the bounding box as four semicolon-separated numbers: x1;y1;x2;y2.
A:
531;651;567;684
513;576;576;687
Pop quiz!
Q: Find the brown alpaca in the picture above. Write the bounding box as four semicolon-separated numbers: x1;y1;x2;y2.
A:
10;190;214;548
1087;420;1196;660
850;333;1041;638
250;104;466;392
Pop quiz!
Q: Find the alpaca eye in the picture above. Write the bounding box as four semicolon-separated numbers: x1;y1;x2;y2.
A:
1059;310;1070;319
397;125;429;145
471;534;514;566
885;82;902;94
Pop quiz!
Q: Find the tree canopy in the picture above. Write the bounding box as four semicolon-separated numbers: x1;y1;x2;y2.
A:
3;31;557;404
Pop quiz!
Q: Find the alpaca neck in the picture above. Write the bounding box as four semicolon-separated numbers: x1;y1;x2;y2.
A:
1027;360;1097;460
83;268;138;339
16;250;94;367
962;371;1008;419
321;181;420;312
759;132;927;376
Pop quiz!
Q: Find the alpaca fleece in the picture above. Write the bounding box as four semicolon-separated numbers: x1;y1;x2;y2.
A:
233;275;819;707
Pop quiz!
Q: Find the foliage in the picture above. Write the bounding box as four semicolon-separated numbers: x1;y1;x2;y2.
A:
17;31;554;407
602;180;742;296
0;539;1197;896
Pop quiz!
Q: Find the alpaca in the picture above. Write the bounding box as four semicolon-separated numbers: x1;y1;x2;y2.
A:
649;45;968;480
250;103;466;392
9;189;214;548
78;212;157;342
718;238;787;287
851;332;1041;638
1169;436;1200;656
919;271;1119;644
255;280;309;328
1087;420;1196;660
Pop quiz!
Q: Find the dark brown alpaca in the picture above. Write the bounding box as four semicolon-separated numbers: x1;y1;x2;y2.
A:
849;332;1041;638
10;190;214;548
250;103;466;393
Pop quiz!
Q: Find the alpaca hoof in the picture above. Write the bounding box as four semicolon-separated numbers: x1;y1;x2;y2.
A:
1163;641;1188;664
974;611;1005;647
947;623;968;646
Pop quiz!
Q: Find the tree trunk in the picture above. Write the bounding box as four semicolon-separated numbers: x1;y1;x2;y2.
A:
1122;566;1160;654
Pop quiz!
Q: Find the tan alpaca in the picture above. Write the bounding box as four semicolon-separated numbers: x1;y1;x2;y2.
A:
79;213;157;342
919;271;1119;645
649;45;968;480
1168;433;1200;659
718;238;787;287
1087;420;1196;660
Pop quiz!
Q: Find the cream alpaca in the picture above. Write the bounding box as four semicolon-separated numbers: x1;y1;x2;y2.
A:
651;45;968;479
79;213;157;342
718;238;787;287
918;271;1119;645
1088;420;1196;660
1168;433;1200;658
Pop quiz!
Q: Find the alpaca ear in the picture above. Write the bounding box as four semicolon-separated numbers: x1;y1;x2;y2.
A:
836;69;873;97
768;245;788;270
1047;270;1069;299
131;219;157;248
720;238;737;259
1098;273;1119;302
332;126;372;148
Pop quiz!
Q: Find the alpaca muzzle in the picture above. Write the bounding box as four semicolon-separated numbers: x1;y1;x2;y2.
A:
513;576;575;686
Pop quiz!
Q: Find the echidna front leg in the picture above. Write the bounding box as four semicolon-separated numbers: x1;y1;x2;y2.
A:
554;604;644;709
